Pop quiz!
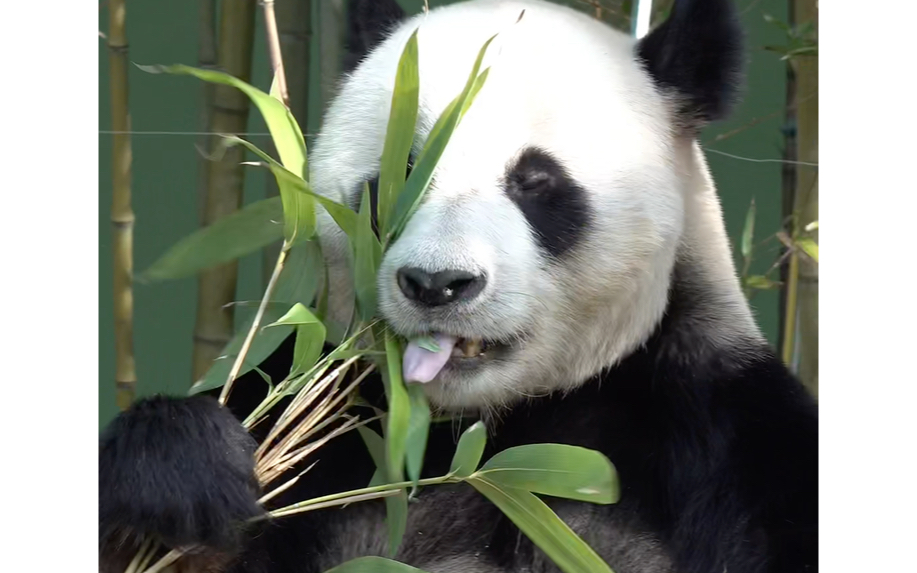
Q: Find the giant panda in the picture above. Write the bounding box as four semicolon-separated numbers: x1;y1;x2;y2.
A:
99;1;819;572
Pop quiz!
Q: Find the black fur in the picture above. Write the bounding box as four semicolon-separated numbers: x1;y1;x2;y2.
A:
98;395;262;552
343;0;407;73
504;147;593;258
637;0;744;126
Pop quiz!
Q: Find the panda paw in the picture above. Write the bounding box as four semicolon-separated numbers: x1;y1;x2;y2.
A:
99;395;263;552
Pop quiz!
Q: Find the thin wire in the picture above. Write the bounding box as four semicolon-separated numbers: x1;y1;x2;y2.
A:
704;148;819;167
97;131;816;167
99;130;274;136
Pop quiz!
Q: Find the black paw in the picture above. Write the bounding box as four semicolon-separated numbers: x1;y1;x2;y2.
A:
99;395;263;552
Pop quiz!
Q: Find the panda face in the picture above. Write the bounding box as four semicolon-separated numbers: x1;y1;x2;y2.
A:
310;0;691;410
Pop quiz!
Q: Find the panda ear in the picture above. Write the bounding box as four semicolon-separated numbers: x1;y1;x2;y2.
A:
344;0;408;72
636;0;744;128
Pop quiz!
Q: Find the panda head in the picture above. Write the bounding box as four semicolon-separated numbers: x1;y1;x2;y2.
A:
311;0;755;411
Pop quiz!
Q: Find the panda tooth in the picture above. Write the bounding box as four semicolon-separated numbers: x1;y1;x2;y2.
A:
463;338;482;357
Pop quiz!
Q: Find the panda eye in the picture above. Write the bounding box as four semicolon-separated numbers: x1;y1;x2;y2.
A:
519;171;554;192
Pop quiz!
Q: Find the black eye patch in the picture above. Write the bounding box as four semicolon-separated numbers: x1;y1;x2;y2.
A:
504;147;592;258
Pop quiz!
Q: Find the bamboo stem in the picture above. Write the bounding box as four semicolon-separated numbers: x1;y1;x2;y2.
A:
262;0;312;288
781;241;799;366
108;0;137;411
191;0;257;383
220;247;288;405
790;0;819;397
261;0;290;108
195;0;217;222
318;0;345;108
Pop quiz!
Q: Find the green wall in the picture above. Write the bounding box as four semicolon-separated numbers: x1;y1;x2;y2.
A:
99;0;789;428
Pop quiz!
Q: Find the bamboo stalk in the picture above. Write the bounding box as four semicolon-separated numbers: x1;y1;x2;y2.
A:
108;0;137;411
791;0;818;398
195;0;217;222
262;0;313;288
191;0;257;383
777;0;798;355
318;0;345;107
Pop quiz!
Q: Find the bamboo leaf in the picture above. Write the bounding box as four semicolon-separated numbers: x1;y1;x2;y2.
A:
357;425;386;470
386;490;408;557
354;184;382;322
357;425;388;487
264;303;326;378
405;384;431;486
388;35;496;242
221;135;315;244
357;423;407;556
745;275;781;290
412;335;441;353
468;479;614;573
189;241;323;394
797;237;819;262
474;444;619;504
383;333;410;485
231;137;359;238
741;198;756;260
324;556;431;573
141;64;314;242
378;29;420;235
449;421;487;478
140;64;307;177
141;197;283;281
189;305;293;395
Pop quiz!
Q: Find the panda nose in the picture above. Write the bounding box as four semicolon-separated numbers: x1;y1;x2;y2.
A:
396;267;486;307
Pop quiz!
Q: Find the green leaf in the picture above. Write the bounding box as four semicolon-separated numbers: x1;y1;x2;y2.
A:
357;425;388;487
189;305;294;395
141;65;307;178
189;241;324;394
378;29;420;235
353;184;381;322
141;197;283;281
386;490;408;557
741;198;756;260
324;556;430;573
142;65;313;243
221;135;314;245
797;237;818;262
475;444;619;504
357;425;386;469
265;303;326;378
360;374;409;559
804;220;818;232
745;275;781;290
383;332;411;485
232;137;359;238
469;479;614;573
405;384;431;486
763;13;792;34
449;421;487;478
412;335;441;353
388;36;496;242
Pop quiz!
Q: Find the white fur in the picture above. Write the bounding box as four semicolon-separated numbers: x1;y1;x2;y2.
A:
308;0;760;411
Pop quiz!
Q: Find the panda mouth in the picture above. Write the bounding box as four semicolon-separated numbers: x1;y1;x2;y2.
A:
402;333;511;384
452;337;491;358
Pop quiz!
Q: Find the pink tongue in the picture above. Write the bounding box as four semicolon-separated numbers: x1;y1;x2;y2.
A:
402;333;458;384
